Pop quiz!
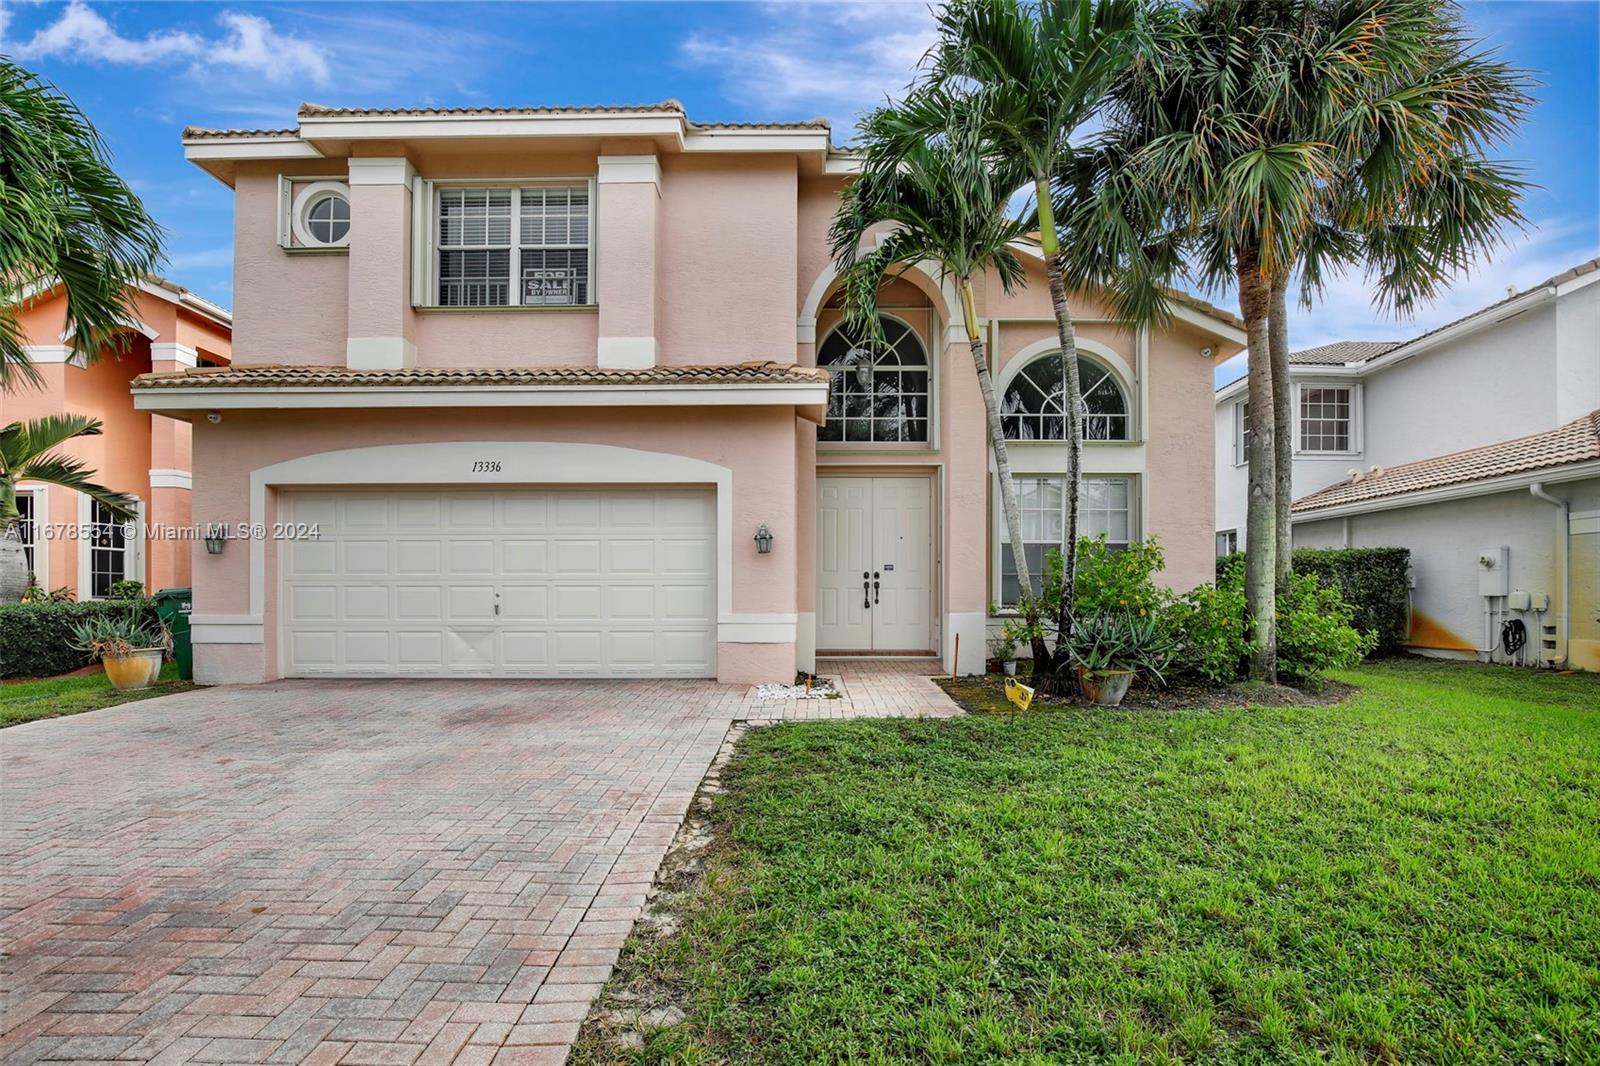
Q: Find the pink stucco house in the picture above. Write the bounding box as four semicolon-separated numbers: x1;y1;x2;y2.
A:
5;277;232;598
137;102;1245;685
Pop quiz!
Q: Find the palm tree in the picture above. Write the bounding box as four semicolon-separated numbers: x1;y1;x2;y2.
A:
828;99;1052;663
1;61;164;392
1;416;138;602
926;0;1146;662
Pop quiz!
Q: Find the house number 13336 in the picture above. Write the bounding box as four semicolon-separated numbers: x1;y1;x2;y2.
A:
471;460;502;473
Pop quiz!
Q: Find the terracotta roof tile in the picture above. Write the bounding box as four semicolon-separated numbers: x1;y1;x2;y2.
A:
1292;410;1600;514
297;101;688;119
182;127;298;140
132;361;830;390
1290;340;1401;365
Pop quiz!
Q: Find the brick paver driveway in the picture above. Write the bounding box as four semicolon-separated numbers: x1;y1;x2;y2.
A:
1;667;958;1065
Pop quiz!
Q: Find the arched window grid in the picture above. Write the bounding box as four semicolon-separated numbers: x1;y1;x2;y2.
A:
816;313;933;445
999;351;1133;442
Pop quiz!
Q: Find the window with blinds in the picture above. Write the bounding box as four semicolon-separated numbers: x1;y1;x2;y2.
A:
436;185;591;307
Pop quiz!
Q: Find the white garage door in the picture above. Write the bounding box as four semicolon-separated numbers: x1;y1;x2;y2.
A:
279;489;716;678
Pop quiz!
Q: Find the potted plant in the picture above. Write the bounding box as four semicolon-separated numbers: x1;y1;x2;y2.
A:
988;630;1019;675
69;612;170;691
1066;613;1175;707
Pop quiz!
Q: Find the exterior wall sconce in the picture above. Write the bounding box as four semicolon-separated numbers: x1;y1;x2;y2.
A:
204;523;230;555
753;523;774;554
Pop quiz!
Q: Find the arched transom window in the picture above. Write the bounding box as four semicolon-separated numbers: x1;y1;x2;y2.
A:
817;316;929;443
1001;353;1130;441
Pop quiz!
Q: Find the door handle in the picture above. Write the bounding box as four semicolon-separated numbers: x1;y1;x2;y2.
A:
862;571;871;610
873;571;880;605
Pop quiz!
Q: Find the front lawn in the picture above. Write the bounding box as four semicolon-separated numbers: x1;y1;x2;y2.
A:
575;659;1600;1064
0;663;192;728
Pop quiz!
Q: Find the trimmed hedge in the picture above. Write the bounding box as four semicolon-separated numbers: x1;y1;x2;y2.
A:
1218;546;1411;653
0;599;161;679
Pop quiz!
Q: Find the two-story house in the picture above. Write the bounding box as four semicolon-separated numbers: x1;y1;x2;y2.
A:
141;102;1245;686
1215;258;1600;669
4;276;232;598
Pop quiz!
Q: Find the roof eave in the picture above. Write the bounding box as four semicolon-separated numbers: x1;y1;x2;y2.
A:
1290;458;1600;521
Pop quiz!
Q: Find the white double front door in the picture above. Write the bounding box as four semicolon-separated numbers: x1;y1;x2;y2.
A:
816;476;932;653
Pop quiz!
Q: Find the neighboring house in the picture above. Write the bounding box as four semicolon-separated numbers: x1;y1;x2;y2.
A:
1214;258;1600;669
141;102;1244;686
2;278;232;598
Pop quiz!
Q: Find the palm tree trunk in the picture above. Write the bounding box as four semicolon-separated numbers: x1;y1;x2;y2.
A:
1035;179;1083;687
960;280;1046;664
1269;272;1294;593
1;522;33;603
1238;253;1277;682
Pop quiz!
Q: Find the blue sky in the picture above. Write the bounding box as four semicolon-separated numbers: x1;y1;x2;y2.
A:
3;1;1596;385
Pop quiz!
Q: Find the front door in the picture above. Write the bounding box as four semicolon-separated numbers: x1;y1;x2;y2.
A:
816;476;932;653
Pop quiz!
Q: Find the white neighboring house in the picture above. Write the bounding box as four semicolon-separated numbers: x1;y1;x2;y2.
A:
1214;258;1600;670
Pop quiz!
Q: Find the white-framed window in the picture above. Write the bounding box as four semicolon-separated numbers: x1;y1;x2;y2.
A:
77;496;141;599
1233;400;1250;466
997;475;1135;606
12;489;42;586
1001;353;1131;441
1298;384;1355;453
817;315;930;443
278;177;352;251
1216;528;1238;556
433;183;593;307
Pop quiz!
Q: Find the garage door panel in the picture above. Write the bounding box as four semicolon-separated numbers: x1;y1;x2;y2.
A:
396;586;443;621
282;489;715;678
343;586;390;620
343;541;389;573
395;540;442;574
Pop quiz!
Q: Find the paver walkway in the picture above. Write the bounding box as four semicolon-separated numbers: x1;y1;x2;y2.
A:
0;662;957;1065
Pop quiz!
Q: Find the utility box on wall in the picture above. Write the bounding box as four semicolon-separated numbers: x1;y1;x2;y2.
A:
1477;546;1510;597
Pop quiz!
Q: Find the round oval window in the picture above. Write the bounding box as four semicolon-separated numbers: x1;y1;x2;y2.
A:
305;193;350;245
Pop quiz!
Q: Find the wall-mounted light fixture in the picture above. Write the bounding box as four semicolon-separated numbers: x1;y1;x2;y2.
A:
204;523;230;555
753;523;774;554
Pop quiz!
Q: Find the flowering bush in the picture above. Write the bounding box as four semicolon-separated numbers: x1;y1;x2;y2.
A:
1042;535;1172;623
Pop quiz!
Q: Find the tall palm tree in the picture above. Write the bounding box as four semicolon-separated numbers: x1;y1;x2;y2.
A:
926;0;1146;662
829;99;1051;663
1;416;138;602
1272;0;1531;586
1;61;164;391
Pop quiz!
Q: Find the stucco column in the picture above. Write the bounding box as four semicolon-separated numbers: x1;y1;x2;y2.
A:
148;343;196;591
794;419;818;672
595;155;659;368
345;157;417;370
943;325;989;674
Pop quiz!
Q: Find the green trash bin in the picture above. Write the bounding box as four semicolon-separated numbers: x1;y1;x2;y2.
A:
153;587;193;681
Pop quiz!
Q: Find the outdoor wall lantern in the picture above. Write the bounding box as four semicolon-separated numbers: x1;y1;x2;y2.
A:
753;523;774;554
204;523;230;555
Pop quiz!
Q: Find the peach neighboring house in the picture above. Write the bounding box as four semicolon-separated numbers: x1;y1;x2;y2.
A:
3;277;232;598
138;102;1245;686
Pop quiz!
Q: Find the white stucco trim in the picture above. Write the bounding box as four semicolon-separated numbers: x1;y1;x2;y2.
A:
798;256;961;338
148;469;193;490
246;442;738;628
1291;460;1600;522
150;342;199;368
60;316;160;342
596;154;661;190
15;484;48;590
191;616;265;644
77;494;144;598
597;336;658;369
796;611;817;672
346;157;417;187
346;337;418;370
996;335;1141;443
719;613;798;643
21;344;77;366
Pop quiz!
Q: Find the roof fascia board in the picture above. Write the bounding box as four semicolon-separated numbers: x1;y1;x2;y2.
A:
132;381;831;413
297;112;689;144
681;129;832;154
1356;287;1553;375
183;138;323;163
1290;459;1600;522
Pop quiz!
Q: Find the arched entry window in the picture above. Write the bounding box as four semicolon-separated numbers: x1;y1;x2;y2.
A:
1000;353;1130;441
817;316;929;443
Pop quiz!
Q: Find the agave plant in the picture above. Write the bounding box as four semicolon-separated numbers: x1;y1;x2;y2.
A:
68;611;169;663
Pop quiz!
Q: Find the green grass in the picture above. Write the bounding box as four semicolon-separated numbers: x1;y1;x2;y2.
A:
0;663;192;727
575;659;1600;1065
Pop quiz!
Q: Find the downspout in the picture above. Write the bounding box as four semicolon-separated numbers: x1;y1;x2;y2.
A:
1529;482;1570;667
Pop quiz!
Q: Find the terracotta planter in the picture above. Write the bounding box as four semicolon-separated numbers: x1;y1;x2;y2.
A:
1075;666;1134;707
103;649;164;692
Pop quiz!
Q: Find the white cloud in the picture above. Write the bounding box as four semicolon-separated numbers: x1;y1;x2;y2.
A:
1213;215;1600;387
681;2;937;136
6;1;329;86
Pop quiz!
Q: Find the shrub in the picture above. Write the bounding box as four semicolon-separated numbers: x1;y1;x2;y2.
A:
108;579;146;600
0;599;161;679
1042;535;1173;626
1293;547;1410;653
1180;554;1374;684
